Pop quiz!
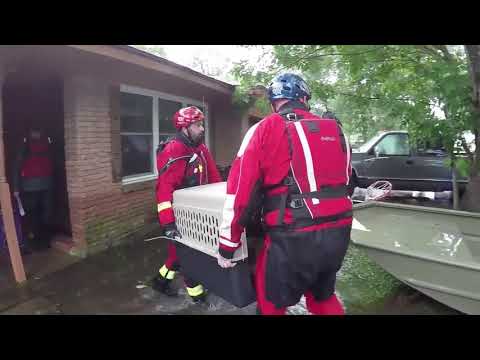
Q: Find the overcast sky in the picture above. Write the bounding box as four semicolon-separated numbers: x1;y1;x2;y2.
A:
138;45;272;84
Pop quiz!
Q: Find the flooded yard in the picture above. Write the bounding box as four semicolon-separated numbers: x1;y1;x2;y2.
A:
0;197;463;315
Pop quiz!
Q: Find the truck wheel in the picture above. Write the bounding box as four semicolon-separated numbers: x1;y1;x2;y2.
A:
348;171;358;196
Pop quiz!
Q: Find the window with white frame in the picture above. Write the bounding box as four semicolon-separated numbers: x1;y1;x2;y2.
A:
158;97;182;143
120;92;153;178
120;85;209;184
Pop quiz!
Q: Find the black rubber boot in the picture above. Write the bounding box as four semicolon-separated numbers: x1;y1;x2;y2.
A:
190;291;208;304
151;275;178;297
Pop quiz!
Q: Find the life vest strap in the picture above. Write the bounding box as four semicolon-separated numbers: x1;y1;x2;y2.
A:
265;210;353;232
263;185;349;214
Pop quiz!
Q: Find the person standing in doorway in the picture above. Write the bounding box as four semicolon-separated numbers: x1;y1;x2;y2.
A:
13;126;54;251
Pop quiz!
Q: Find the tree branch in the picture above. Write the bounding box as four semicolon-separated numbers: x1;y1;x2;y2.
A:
335;91;428;105
305;47;386;59
337;92;383;100
274;46;387;74
274;46;332;74
415;45;453;62
475;128;480;161
416;45;440;58
432;45;454;62
461;136;474;161
465;45;480;109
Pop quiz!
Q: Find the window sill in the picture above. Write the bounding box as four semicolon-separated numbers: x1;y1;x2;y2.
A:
121;174;157;193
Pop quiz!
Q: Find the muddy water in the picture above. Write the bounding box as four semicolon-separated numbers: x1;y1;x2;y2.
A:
137;242;459;315
133;197;461;315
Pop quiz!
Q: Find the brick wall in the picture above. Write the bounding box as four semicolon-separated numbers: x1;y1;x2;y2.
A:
64;75;158;254
0;46;241;257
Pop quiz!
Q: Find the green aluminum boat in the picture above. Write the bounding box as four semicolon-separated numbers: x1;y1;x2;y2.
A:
352;201;480;314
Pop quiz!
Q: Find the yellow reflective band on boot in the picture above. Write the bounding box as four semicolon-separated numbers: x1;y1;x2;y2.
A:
186;284;204;297
157;201;172;213
159;265;175;280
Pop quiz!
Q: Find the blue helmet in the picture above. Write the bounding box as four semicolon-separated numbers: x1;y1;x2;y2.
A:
267;73;312;102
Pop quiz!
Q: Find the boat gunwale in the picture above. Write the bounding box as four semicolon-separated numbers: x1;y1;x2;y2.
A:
352;201;480;271
352;240;480;271
353;201;480;219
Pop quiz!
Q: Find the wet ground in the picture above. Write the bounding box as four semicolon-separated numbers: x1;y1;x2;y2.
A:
0;197;463;315
0;231;257;315
0;231;460;315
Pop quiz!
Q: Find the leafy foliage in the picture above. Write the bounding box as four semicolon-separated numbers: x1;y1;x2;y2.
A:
230;45;478;172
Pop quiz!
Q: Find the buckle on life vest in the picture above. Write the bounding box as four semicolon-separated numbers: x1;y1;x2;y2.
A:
289;198;304;209
286;113;297;121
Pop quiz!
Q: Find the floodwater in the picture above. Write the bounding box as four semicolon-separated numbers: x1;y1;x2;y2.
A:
137;197;461;315
136;234;460;315
1;198;461;315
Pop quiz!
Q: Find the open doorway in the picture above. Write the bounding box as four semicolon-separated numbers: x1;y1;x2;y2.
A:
2;67;72;259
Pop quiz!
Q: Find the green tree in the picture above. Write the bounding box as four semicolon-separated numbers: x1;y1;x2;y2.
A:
463;45;480;210
231;45;480;211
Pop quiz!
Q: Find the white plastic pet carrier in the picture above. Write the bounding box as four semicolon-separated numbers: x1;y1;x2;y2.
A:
173;182;249;261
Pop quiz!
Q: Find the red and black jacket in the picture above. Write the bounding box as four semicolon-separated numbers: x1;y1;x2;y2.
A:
156;132;222;226
13;136;54;192
218;102;353;259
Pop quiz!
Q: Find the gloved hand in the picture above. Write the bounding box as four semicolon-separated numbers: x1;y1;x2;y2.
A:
164;223;182;240
217;253;237;268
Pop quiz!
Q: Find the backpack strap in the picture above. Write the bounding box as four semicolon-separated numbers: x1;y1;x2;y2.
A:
156;136;175;155
157;155;193;176
336;123;347;153
156;137;194;176
263;113;350;227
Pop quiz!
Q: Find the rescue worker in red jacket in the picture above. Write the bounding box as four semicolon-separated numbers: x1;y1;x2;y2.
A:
217;73;352;315
151;106;222;302
13;126;54;251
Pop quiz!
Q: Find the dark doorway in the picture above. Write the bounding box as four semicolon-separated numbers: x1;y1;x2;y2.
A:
2;67;71;253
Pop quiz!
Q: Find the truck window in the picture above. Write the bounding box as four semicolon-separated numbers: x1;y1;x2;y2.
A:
374;133;410;156
415;139;447;156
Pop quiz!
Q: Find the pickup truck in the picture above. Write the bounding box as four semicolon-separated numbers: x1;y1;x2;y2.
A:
350;130;469;192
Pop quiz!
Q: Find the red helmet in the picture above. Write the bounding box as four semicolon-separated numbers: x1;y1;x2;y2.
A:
173;106;205;130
